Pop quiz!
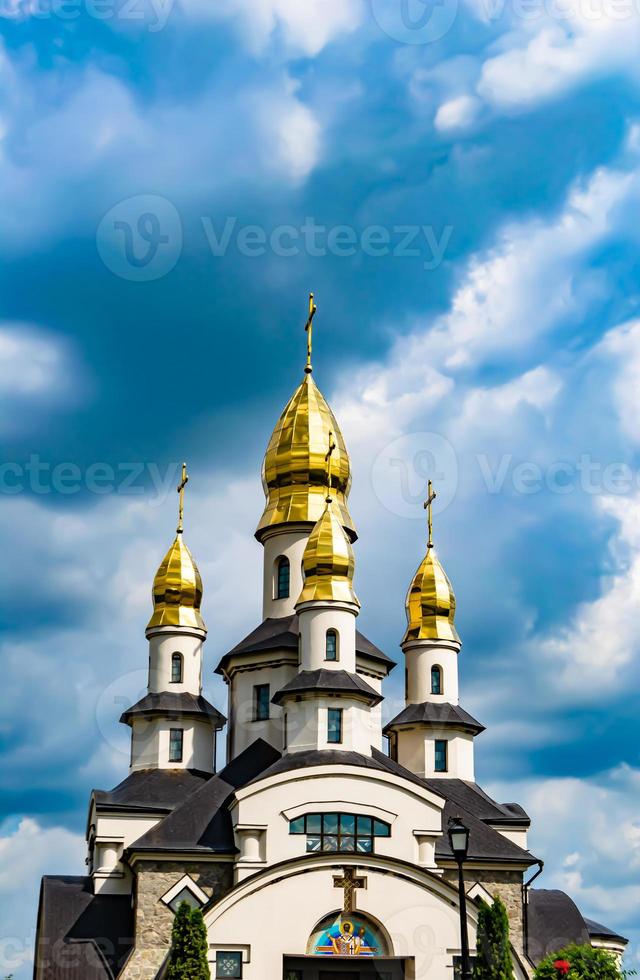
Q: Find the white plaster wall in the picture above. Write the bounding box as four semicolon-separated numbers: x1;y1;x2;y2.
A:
229;662;296;759
231;768;444;872
285;697;374;756
261;527;309;618
297;604;358;672
92;812;162;894
130;716;214;772
396;728;475;780
403;641;460;705
204;858;527;980
147;627;205;695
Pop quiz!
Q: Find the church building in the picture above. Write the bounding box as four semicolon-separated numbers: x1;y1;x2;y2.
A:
34;300;628;979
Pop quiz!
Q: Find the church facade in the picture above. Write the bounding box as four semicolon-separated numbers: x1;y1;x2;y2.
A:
34;308;628;979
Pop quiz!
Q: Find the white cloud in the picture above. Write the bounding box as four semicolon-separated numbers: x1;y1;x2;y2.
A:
258;84;322;181
540;490;640;693
488;766;640;963
0;818;85;978
179;0;364;55
434;94;482;131
0;324;83;434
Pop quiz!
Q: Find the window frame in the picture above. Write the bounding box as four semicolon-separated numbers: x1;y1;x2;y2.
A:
325;629;338;661
253;683;270;722
434;738;448;773
289;812;391;855
170;652;183;684
327;707;343;745
275;556;290;600
168;728;184;764
431;664;443;695
215;950;243;978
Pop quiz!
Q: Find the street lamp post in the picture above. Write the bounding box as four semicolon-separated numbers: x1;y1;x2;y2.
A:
448;816;472;980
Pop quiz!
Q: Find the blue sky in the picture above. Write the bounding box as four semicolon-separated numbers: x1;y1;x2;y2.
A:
2;0;640;975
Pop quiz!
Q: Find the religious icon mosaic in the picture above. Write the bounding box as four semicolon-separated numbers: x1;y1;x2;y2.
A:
309;913;386;957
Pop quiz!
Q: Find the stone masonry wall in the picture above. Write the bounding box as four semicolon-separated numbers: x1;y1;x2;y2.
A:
120;861;234;980
442;868;531;974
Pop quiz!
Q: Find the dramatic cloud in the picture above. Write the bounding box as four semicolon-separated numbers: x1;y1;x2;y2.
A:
0;818;85;977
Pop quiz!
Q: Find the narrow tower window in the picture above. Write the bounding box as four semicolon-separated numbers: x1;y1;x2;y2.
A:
276;557;290;599
434;739;448;773
325;629;338;661
431;664;443;695
253;684;270;722
327;708;343;744
169;729;184;763
171;652;183;684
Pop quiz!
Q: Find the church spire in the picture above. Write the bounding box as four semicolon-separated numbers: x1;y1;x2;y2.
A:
147;462;206;632
403;481;458;645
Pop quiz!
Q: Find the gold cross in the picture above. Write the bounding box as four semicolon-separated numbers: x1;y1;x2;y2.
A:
424;479;436;549
304;292;317;374
176;462;189;533
333;868;366;916
325;430;336;501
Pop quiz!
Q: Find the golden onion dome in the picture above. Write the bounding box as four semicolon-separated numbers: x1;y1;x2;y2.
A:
297;499;360;606
147;533;206;631
256;372;356;541
403;545;459;645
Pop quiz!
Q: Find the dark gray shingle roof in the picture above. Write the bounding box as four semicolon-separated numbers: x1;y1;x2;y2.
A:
385;701;485;735
119;692;225;727
94;767;212;813
215;615;395;674
272;669;383;706
527;889;591;964
128;739;281;854
34;876;133;979
584;917;628;944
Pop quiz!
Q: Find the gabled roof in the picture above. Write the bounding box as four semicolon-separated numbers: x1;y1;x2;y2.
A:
384;702;485;735
119;692;225;727
34;876;133;979
93;767;212;814
128;739;281;855
272;669;383;707
215;614;395;675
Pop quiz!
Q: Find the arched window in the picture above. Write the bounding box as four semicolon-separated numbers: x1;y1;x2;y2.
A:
171;653;183;684
289;812;391;853
325;629;338;661
276;556;290;599
431;664;443;695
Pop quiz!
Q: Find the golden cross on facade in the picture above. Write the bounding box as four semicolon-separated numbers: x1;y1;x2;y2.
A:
325;430;337;501
304;292;317;374
424;479;436;549
176;462;189;533
333;867;366;916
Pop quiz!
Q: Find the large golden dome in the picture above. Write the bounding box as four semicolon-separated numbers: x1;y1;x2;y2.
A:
256;372;356;541
147;534;206;631
297;500;359;606
403;546;459;644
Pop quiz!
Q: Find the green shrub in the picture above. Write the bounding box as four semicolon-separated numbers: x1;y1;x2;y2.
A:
165;902;211;979
534;943;623;979
473;896;515;980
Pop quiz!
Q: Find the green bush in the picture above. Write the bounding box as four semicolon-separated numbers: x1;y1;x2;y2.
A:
473;896;515;980
534;943;623;979
165;902;211;980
